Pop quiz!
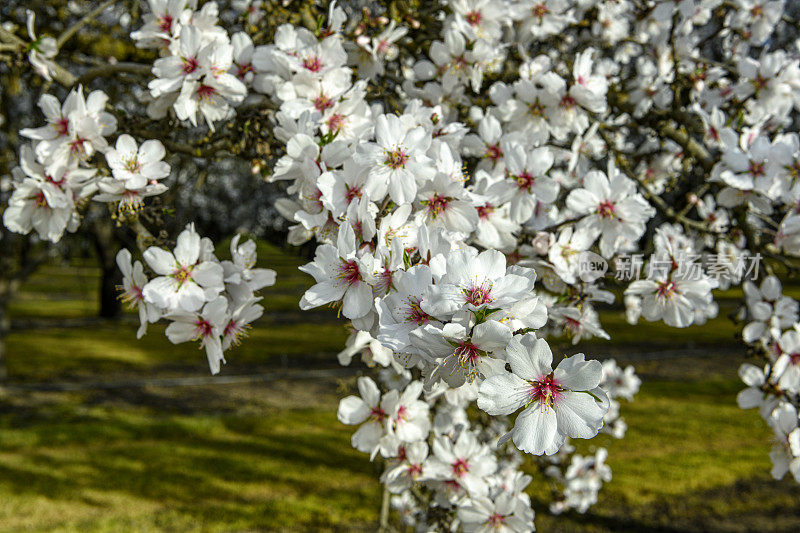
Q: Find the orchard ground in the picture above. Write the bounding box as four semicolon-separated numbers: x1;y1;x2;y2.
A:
2;242;800;532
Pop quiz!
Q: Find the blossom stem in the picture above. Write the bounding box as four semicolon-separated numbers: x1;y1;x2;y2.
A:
378;485;393;532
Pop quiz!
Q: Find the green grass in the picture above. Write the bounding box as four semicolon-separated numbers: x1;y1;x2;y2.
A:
9;240;316;320
533;377;800;532
5;320;349;382
0;399;380;531
3;243;800;530
593;379;768;502
587;309;741;346
0;372;794;532
10;238;789;351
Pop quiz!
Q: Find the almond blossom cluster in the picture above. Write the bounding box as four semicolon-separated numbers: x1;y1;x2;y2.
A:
5;0;800;530
737;275;800;482
133;0;247;129
239;6;632;525
542;359;640;515
3;87;114;242
117;224;275;374
2;86;173;242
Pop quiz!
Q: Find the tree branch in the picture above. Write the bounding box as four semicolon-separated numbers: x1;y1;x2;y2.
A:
607;90;716;172
78;62;152;84
126;216;155;251
597;126;724;236
378;485;393;532
56;0;119;49
0;25;77;86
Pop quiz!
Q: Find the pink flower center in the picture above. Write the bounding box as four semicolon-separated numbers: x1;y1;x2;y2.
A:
303;56;323;72
515;171;535;192
466;11;482;25
385;148;409;169
338;259;361;285
463;282;493;306
789;352;800;366
224;320;238;337
173;265;193;286
34;191;49;208
376;268;393;294
656;280;678;299
452;458;470;477
485;144;503;161
327;113;345;132
236;63;253;79
345;184;362;203
369;406;387;422
530;374;563;409
119;285;143;307
477;203;494;220
183;56;199;74
564;316;583;336
196;84;217;99
597;200;616;218
455;341;482;372
560;94;577;109
70;138;86;154
396;404;408;421
194;318;213;339
426;194;450;217
314;94;334;112
224;320;251;346
310;188;324;210
407;463;423;477
404;297;431;326
488;513;507;527
159;14;173;33
54;117;69;136
532;3;548;17
45;174;66;187
749;161;765;177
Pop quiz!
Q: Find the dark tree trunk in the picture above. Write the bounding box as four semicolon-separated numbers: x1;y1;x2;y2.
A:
92;220;122;319
99;261;123;319
0;287;9;382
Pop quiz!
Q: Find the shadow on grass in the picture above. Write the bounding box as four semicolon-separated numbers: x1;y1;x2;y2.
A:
0;381;798;531
534;476;800;532
0;406;379;530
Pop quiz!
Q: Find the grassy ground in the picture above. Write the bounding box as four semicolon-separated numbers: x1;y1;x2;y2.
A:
2;243;799;532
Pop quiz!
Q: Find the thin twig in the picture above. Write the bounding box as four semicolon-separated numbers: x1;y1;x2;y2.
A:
378;485;392;532
56;0;119;49
78;62;152;84
126;216;155;251
597;126;724;236
0;26;78;86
